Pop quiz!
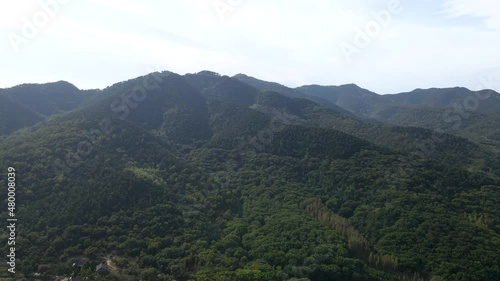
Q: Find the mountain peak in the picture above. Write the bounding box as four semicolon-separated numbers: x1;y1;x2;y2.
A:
233;73;251;78
9;80;79;91
195;70;221;77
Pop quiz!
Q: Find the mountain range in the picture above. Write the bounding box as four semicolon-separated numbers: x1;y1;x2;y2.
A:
0;71;499;281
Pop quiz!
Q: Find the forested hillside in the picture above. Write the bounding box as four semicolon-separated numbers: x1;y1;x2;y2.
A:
0;81;97;138
235;75;500;147
0;71;499;281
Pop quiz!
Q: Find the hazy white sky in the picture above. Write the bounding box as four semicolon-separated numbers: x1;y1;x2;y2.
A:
1;0;499;94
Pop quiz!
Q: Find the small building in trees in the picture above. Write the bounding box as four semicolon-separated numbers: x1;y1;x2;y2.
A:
95;262;108;275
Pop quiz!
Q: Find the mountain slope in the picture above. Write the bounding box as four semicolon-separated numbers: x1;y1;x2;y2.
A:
2;81;91;116
296;84;388;116
0;94;43;136
0;71;499;281
71;72;212;144
193;74;495;175
233;73;356;117
389;87;500;115
0;81;100;137
296;84;500;147
185;71;259;106
233;73;306;99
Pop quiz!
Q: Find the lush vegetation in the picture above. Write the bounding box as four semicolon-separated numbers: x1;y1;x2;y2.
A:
0;71;499;280
239;75;500;148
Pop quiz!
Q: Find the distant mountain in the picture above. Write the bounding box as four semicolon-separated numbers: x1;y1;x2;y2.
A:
1;81;93;116
0;81;99;136
0;94;43;135
185;73;471;162
390;87;500;115
296;84;387;116
191;73;488;166
233;73;356;117
294;84;500;145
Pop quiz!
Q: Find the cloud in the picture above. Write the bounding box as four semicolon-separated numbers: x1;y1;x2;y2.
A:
441;0;500;29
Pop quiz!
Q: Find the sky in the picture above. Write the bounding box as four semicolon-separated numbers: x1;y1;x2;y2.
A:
0;0;499;94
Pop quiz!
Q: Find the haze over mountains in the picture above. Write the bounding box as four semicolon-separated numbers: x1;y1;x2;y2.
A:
0;71;499;280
